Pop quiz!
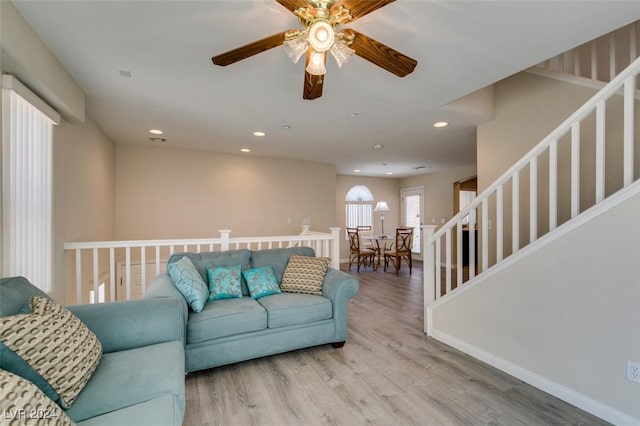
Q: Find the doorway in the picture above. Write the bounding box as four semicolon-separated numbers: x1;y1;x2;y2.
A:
453;176;477;266
401;187;424;259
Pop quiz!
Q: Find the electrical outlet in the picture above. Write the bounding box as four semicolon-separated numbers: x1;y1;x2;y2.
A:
628;361;640;383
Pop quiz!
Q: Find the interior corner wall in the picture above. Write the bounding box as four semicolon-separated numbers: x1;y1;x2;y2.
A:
335;175;401;261
430;190;640;422
53;118;116;305
115;144;336;241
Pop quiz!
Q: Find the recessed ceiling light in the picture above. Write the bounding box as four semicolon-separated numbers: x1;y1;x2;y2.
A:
282;125;291;130
386;172;393;175
240;148;251;153
253;131;266;137
119;69;132;78
353;169;361;173
149;129;163;135
350;112;360;118
373;144;384;150
433;121;449;128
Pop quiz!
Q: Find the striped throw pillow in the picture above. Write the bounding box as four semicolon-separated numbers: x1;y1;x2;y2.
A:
281;255;330;296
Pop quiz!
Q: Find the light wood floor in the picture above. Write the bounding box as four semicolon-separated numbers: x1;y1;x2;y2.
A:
184;262;607;426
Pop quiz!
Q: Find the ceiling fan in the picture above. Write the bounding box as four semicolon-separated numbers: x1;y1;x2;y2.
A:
211;0;418;100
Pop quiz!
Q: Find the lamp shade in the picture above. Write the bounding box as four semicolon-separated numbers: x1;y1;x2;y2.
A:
283;36;308;64
374;201;390;212
330;41;355;68
306;51;327;76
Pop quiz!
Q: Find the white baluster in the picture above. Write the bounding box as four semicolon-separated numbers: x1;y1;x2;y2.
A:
624;77;635;187
469;208;476;280
456;221;463;286
595;101;606;203
512;171;520;254
125;247;131;301
496;185;503;262
481;198;488;272
141;246;146;298
445;228;452;294
529;156;538;243
435;238;441;297
92;248;99;304
109;247;115;302
571;122;581;218
549;140;558;231
155;246;161;276
76;249;82;304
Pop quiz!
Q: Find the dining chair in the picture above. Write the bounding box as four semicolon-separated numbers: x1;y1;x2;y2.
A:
383;227;414;275
347;227;376;273
357;225;375;251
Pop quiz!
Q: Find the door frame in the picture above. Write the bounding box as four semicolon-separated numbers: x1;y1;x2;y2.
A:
400;186;424;260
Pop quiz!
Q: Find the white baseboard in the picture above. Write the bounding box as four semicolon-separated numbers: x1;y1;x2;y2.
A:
429;329;640;426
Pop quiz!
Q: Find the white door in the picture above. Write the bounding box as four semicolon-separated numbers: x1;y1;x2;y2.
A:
401;187;424;260
116;260;167;301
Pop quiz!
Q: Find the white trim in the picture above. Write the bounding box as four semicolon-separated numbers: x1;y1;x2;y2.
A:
429;330;640;426
2;75;60;124
526;68;640;100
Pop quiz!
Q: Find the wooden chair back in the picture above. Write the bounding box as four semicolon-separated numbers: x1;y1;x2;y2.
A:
347;228;362;252
395;227;414;254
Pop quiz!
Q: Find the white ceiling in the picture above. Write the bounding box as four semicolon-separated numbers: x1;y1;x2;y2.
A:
12;0;640;177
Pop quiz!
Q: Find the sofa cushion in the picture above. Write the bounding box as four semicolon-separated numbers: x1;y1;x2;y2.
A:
76;394;181;426
0;296;102;409
168;256;208;313
64;340;185;423
281;255;330;296
207;265;243;301
0;276;51;317
242;265;282;300
257;293;332;329
187;298;267;343
169;249;252;296
0;369;75;425
250;247;315;283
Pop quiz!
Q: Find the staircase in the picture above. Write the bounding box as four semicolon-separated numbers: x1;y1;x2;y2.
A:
421;46;640;424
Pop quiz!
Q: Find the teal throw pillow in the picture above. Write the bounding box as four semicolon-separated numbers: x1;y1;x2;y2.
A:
207;265;243;301
242;265;282;300
168;256;208;313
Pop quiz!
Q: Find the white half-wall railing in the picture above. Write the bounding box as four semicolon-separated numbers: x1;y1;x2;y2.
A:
533;21;639;85
424;56;640;333
64;227;341;305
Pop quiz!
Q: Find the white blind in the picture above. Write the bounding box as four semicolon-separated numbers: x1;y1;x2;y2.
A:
2;87;55;292
345;203;373;229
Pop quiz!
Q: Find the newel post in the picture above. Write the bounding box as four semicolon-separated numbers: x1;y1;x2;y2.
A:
300;224;311;235
329;227;341;270
219;230;231;251
423;225;437;335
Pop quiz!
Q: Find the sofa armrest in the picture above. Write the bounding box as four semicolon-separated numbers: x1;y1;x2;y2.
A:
322;268;359;342
68;298;185;354
144;273;189;324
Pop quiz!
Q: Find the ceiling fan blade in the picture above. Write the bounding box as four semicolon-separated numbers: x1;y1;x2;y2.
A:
345;29;417;77
212;31;287;66
303;51;325;100
275;0;312;14
331;0;395;23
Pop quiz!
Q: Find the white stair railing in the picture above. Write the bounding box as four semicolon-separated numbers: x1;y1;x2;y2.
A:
424;56;640;334
533;21;639;84
64;227;341;305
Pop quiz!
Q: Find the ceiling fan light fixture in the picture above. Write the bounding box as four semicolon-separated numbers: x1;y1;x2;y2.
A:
306;50;327;76
330;41;355;69
283;36;308;64
307;20;334;53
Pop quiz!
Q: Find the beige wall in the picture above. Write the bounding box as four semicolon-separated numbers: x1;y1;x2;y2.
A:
478;72;640;265
336;175;401;260
431;189;640;421
115;144;336;240
54;118;116;304
401;165;478;228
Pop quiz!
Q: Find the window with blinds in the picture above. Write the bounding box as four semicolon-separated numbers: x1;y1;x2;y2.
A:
345;185;374;230
2;75;59;292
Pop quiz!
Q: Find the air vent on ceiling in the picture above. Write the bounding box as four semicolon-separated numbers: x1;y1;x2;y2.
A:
149;137;167;143
413;165;430;170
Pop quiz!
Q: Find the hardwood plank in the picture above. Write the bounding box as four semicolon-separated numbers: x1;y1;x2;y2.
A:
184;262;608;426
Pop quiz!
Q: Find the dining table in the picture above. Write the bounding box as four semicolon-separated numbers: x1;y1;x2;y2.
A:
360;234;394;271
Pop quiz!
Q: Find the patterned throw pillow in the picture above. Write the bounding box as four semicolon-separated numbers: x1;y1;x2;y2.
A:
168;256;209;313
0;296;102;409
242;265;282;300
207;265;243;301
0;369;75;425
281;255;330;296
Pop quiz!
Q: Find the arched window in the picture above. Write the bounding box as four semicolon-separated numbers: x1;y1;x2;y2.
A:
345;185;374;229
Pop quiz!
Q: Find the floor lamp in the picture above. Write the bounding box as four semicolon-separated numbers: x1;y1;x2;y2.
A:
374;201;391;236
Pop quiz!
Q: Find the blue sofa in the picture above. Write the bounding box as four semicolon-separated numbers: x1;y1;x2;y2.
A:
0;276;186;425
145;247;359;373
